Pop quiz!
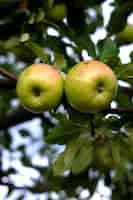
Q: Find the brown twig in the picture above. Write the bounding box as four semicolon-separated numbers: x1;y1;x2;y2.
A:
0;68;17;82
0;79;16;89
0;181;32;191
0;107;54;130
104;107;133;114
0;180;48;193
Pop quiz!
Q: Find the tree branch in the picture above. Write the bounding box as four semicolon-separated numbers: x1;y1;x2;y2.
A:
0;107;54;130
0;181;33;191
0;180;48;193
118;85;133;96
0;79;16;89
104;107;133;114
0;67;17;90
0;68;17;82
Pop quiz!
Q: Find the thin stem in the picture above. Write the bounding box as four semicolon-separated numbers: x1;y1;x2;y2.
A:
104;107;133;114
0;68;17;82
0;180;48;193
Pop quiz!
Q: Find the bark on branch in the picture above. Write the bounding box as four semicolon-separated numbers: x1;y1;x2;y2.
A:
0;180;48;193
0;79;16;89
0;67;17;89
104;107;133;114
0;107;54;130
0;68;17;82
118;85;133;96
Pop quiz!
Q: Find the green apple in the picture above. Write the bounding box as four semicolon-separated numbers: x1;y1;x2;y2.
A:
47;3;67;21
65;60;117;113
116;24;133;45
16;63;64;113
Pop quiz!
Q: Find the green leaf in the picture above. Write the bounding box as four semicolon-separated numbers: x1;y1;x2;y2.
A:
17;196;25;200
54;52;67;70
116;25;133;45
111;141;121;166
64;140;79;169
75;35;96;58
112;192;123;200
0;37;19;50
130;51;133;62
45;35;66;54
21;155;32;166
19;129;29;136
113;160;127;182
2;130;12;149
71;143;92;175
99;38;119;67
68;107;91;127
117;63;133;82
104;173;112;186
0;0;19;6
53;151;67;176
107;1;133;34
24;41;49;63
17;145;25;152
45;119;81;145
115;91;132;107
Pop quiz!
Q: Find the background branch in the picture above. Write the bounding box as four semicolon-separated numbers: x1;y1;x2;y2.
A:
104;107;133;114
0;68;17;82
0;79;16;89
118;85;133;96
0;107;54;130
1;106;133;131
0;180;48;193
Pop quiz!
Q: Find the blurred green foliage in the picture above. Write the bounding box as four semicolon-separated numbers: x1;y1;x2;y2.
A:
0;0;133;199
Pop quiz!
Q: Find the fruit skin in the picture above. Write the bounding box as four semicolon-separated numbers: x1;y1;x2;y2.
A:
48;3;67;21
65;60;117;113
16;63;64;113
116;24;133;45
